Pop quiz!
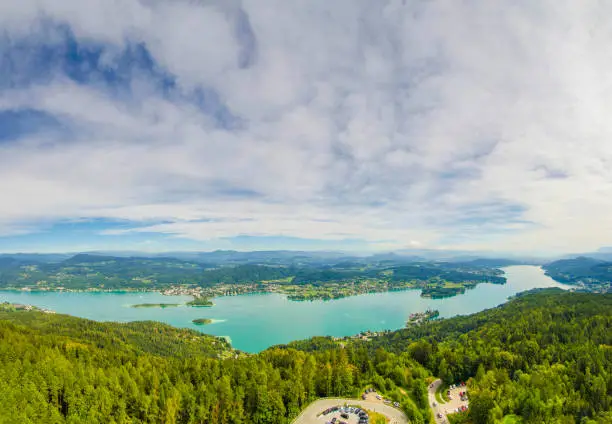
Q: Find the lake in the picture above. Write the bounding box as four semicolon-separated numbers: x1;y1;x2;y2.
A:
0;265;569;352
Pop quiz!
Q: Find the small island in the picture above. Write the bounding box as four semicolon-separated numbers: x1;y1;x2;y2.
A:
186;296;214;307
192;318;213;325
131;303;181;308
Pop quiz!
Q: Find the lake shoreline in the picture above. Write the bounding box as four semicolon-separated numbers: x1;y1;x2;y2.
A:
0;278;507;303
0;266;571;352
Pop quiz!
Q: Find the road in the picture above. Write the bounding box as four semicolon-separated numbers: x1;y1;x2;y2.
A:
428;379;446;424
292;398;408;424
428;379;469;424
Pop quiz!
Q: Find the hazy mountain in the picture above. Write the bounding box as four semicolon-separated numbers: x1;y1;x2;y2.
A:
0;253;70;263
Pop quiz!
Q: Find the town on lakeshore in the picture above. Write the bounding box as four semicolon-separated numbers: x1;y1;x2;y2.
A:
1;301;55;314
1;252;608;307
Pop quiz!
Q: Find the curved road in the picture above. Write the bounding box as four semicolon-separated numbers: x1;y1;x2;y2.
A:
428;379;446;424
292;398;408;424
428;379;469;424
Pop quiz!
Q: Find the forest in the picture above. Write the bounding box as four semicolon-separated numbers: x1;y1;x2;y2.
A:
0;289;610;423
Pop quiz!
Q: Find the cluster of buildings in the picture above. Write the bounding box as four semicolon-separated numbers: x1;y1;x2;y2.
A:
161;284;262;298
3;303;55;314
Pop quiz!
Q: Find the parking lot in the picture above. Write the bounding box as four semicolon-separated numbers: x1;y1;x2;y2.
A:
292;398;408;424
428;379;469;424
316;406;369;424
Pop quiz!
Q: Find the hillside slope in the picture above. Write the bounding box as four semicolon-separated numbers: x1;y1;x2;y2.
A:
543;257;612;293
0;290;610;423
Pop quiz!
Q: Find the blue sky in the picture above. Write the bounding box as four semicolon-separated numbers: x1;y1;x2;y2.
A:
0;0;611;254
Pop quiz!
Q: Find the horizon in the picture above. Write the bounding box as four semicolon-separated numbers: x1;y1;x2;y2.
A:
0;247;608;261
2;1;612;254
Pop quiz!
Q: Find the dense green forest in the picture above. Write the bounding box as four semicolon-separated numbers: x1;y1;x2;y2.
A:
0;302;432;423
0;305;233;359
288;289;612;423
0;289;610;423
543;257;612;293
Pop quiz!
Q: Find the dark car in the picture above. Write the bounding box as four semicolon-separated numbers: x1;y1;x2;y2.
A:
340;413;349;419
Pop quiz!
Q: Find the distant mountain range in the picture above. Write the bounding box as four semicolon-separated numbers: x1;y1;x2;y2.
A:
1;246;611;268
0;249;535;266
559;247;612;262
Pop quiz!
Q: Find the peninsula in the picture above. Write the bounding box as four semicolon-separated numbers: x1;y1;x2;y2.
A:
406;309;440;326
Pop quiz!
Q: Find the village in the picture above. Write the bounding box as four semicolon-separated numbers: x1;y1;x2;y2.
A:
0;302;55;314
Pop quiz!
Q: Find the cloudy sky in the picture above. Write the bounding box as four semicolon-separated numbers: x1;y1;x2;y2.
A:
1;0;611;254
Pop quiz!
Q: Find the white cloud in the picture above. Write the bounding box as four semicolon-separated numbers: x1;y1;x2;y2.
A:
1;0;612;253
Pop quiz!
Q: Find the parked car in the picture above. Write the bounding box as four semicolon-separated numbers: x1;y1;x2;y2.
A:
341;413;349;419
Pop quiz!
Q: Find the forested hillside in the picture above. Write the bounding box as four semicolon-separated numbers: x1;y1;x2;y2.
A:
0;305;233;359
0;290;610;423
292;289;612;424
543;257;612;293
0;304;433;423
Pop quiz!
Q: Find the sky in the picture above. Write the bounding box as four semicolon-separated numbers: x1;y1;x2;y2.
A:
0;0;611;255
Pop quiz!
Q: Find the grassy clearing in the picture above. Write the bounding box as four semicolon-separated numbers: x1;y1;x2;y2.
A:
435;383;449;404
364;409;389;424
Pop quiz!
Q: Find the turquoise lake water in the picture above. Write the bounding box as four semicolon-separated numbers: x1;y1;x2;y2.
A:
0;265;569;352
